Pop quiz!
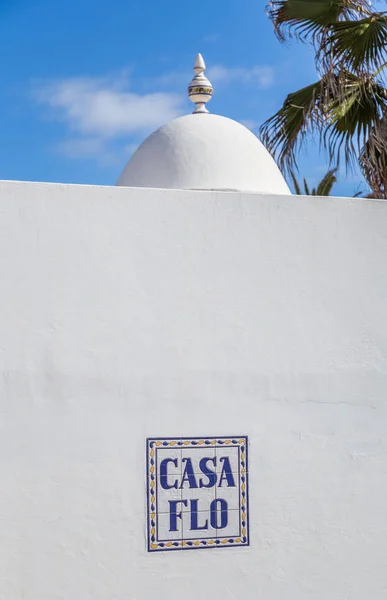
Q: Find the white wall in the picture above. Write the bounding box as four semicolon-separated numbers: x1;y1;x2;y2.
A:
0;180;387;599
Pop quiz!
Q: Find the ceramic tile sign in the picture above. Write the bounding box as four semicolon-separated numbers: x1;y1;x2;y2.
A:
146;436;249;552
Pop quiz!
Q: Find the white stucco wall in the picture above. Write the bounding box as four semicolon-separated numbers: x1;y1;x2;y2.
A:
0;180;386;599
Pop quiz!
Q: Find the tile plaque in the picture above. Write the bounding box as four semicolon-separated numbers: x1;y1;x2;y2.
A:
146;436;249;552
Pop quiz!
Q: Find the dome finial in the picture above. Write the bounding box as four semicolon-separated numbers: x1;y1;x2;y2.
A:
188;53;213;114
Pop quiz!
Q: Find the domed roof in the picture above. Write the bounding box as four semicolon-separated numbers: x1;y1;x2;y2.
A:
116;114;290;194
116;54;290;195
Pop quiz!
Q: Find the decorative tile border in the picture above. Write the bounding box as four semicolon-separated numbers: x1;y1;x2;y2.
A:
146;436;249;552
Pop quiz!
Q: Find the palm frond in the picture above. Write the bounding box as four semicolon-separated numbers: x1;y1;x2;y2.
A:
261;68;387;182
264;0;387;196
259;80;323;169
323;72;387;170
287;167;339;195
303;178;311;194
315;168;338;194
360;110;387;196
329;13;387;71
267;0;371;43
289;169;303;194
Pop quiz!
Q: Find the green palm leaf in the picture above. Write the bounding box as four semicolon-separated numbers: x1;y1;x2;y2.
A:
267;0;371;43
289;169;303;194
324;72;387;168
303;177;311;195
315;168;338;194
260;80;323;169
261;69;387;180
264;0;387;196
329;14;387;71
360;112;387;196
288;167;338;195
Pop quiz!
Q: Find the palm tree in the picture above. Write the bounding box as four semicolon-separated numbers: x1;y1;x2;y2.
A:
260;0;387;198
290;167;338;195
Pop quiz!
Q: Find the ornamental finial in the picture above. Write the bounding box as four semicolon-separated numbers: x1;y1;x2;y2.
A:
188;53;213;114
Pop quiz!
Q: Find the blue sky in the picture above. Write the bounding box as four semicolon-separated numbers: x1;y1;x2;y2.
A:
0;0;367;196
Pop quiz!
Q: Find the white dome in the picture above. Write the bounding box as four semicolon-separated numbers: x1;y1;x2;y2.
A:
116;114;291;195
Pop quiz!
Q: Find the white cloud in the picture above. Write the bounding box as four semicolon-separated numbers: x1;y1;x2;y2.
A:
32;72;186;163
202;33;220;43
208;65;274;88
123;142;139;157
239;119;258;131
33;73;185;139
57;137;107;159
54;137;122;166
153;71;187;88
155;63;275;91
32;64;273;164
54;137;140;166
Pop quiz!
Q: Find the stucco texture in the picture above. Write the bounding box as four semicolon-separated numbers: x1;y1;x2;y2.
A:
117;114;291;195
0;181;386;599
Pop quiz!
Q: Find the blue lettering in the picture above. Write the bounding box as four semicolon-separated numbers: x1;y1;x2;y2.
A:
169;499;188;531
210;498;228;529
190;499;208;530
199;457;217;488
160;458;178;490
180;458;197;488
218;457;236;487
